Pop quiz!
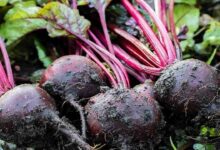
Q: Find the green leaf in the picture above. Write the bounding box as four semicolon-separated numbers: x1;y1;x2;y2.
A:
195;21;220;53
78;0;89;6
200;126;208;136
0;0;24;5
36;2;90;37
4;1;40;21
0;19;47;45
180;38;195;51
8;0;21;4
0;0;8;6
174;0;196;5
34;39;52;67
174;4;200;36
193;143;216;150
209;128;217;137
193;143;206;150
174;4;199;51
203;21;220;46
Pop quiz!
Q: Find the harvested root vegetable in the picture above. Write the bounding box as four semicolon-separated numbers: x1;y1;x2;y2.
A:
154;59;220;116
40;55;106;101
40;55;106;138
0;39;92;150
0;84;92;150
134;79;155;99
86;88;165;149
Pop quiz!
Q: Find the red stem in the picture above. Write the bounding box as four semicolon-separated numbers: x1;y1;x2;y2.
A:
119;39;156;67
88;30;105;48
94;28;162;75
88;41;130;88
0;38;14;88
77;41;118;87
154;0;167;28
136;0;176;64
113;45;162;75
161;0;167;29
93;27;156;67
125;66;147;83
89;30;128;88
71;0;77;9
109;25;161;67
169;0;182;60
98;8;115;54
0;62;10;91
121;0;168;67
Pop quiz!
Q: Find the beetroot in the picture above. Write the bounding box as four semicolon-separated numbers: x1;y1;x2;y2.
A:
85;88;165;149
134;79;155;99
154;59;220;116
0;84;92;149
40;55;106;101
40;55;106;138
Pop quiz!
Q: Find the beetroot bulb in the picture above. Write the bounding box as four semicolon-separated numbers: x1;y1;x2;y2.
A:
0;84;92;149
70;29;166;149
0;39;92;150
40;55;107;138
40;55;106;102
85;88;165;149
134;79;155;99
154;59;220;116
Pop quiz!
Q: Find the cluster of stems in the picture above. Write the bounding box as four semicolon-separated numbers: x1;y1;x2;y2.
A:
70;0;181;88
0;38;15;95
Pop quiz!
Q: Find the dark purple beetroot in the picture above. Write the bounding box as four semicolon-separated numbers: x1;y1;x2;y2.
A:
134;79;155;99
0;84;92;150
154;59;219;116
40;55;107;138
40;55;106;102
85;88;165;149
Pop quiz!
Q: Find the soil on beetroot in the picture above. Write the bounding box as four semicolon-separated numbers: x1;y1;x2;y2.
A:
40;55;107;103
134;80;155;99
86;88;165;150
0;85;91;150
154;59;220;117
1;1;220;149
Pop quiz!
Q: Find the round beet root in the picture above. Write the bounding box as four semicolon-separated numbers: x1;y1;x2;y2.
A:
154;59;219;116
40;55;107;138
0;84;92;150
85;88;165;149
134;79;155;99
40;55;106;101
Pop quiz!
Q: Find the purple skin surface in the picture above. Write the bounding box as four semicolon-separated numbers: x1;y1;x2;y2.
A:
86;88;165;149
0;84;92;150
134;79;155;100
154;59;220;116
40;55;106;101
